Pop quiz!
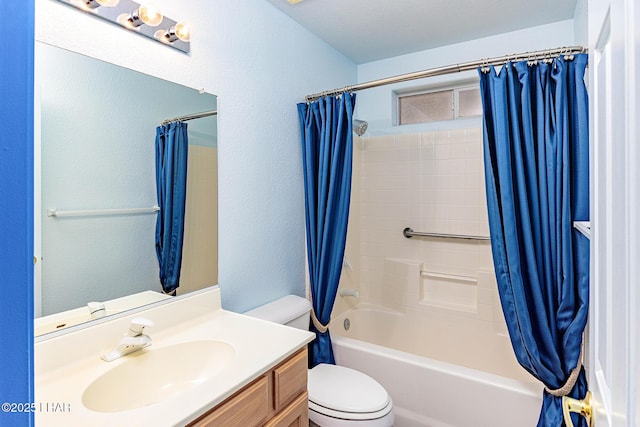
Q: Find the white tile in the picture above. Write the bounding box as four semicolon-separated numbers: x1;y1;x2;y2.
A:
448;129;466;144
407;161;421;179
449;174;468;190
435;204;454;220
420;142;434;162
362;149;382;164
436;190;468;205
466;141;482;158
464;158;482;174
449;143;468;159
421;132;435;147
465;128;483;142
417;218;436;233
432;220;451;234
447;206;479;222
394;133;420;148
434;130;450;144
418;202;436;219
364;135;393;150
434;144;450;159
464;190;481;206
464;173;481;191
408;144;421;160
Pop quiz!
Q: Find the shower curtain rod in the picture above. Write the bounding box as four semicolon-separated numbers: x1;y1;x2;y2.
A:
161;109;217;125
305;45;587;102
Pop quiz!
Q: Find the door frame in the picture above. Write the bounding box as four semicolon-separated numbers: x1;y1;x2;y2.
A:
587;0;639;425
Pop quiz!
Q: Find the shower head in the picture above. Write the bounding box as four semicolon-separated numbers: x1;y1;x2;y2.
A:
353;119;368;136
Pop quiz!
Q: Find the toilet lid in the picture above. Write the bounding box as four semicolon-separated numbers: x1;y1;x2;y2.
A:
308;364;390;414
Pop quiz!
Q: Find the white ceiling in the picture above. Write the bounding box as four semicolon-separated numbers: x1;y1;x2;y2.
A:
267;0;578;64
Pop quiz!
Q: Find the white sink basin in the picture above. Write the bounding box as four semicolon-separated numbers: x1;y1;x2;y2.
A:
82;340;235;413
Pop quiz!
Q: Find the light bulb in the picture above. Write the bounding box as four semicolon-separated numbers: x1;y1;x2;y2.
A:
123;4;163;28
138;4;163;27
117;13;136;28
174;22;190;42
157;21;191;44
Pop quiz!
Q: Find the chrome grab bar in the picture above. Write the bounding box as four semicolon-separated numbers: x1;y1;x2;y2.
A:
402;227;490;241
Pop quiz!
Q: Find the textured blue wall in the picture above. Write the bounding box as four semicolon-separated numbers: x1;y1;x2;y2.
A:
0;1;34;426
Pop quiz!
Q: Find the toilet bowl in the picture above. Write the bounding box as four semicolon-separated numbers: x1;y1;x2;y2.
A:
245;295;394;427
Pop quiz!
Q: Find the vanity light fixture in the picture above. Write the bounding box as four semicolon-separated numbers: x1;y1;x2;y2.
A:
55;0;191;53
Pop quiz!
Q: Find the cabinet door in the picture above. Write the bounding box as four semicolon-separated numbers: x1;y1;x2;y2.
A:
264;392;309;427
189;375;270;427
273;348;307;411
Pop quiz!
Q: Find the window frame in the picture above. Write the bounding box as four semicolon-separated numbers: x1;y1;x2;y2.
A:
393;78;482;126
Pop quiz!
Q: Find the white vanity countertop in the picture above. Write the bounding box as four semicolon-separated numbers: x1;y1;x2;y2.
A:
35;287;314;427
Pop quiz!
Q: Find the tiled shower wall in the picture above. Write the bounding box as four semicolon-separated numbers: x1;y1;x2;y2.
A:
362;128;488;247
334;128;507;338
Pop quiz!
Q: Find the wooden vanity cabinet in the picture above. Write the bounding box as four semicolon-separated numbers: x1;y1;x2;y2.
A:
188;347;308;427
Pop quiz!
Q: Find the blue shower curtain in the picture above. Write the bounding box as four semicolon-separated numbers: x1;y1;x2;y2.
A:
479;54;589;427
298;93;355;367
155;121;189;294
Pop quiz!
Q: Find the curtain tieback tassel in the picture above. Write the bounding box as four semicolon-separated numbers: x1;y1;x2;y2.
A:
310;308;329;333
545;342;584;397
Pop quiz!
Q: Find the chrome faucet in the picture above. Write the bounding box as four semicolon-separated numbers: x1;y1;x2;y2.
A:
101;317;154;362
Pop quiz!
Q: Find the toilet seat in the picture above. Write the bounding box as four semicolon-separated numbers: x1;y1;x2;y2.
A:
308;364;394;426
309;399;394;421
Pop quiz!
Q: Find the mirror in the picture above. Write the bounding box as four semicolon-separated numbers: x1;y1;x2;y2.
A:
34;42;218;336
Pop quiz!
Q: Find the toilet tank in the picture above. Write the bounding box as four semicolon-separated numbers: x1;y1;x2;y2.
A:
244;295;311;330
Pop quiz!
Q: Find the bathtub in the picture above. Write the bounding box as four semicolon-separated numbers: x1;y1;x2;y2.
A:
330;306;543;427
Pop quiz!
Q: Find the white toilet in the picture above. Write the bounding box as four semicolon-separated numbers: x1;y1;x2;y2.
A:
245;295;395;427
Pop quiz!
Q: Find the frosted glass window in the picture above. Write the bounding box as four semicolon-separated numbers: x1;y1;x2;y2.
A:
397;84;482;125
458;88;482;117
399;90;453;125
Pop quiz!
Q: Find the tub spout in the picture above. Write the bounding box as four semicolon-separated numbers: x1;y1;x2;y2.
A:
339;288;359;298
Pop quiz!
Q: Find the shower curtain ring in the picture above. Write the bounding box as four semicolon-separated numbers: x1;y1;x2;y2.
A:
563;47;575;61
480;58;490;74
